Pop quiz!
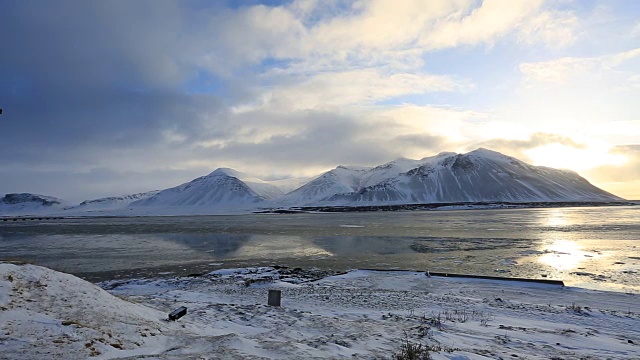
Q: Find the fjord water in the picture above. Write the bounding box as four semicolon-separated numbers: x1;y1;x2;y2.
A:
1;206;638;292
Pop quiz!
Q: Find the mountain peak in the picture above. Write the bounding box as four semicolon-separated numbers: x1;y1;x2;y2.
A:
465;147;513;162
335;165;370;171
467;147;501;155
435;151;457;158
208;168;243;178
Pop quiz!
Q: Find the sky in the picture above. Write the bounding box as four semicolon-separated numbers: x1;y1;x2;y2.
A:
1;0;639;203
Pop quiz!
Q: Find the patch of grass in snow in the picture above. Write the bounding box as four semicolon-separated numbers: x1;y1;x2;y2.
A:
566;302;591;315
392;335;432;360
392;334;459;360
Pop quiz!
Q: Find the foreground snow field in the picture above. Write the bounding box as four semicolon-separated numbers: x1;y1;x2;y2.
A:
1;263;639;359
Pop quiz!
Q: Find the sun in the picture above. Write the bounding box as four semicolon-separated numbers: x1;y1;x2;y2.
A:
524;144;628;172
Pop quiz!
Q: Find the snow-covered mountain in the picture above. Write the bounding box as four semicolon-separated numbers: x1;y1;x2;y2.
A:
280;148;623;205
280;152;457;204
73;191;160;212
1;149;625;216
0;193;70;215
131;168;285;208
279;165;372;204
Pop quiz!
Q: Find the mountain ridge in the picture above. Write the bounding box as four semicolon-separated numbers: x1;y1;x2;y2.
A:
0;148;626;215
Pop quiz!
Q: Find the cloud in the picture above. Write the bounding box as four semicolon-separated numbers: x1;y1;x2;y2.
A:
474;132;585;158
587;145;640;182
0;89;227;169
0;167;207;204
585;120;640;145
519;48;640;85
510;47;640;137
200;0;575;76
0;1;192;89
517;9;578;48
191;104;475;175
633;21;640;38
390;134;448;155
263;69;472;111
420;0;544;49
480;133;585;151
3;0;635;202
584;144;640;199
196;110;394;170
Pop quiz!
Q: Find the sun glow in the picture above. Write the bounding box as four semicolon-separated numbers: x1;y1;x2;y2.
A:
525;144;628;172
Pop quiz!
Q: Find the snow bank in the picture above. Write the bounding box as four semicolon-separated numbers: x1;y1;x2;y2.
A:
0;263;230;359
2;263;639;359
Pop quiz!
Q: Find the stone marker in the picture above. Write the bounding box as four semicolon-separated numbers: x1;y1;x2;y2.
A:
168;306;187;321
268;289;281;306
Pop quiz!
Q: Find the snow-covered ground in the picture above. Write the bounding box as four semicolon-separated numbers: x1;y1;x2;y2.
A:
1;263;639;359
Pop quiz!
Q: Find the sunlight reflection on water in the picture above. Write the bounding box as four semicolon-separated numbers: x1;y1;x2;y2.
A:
234;235;335;258
538;240;603;270
541;208;572;227
536;209;608;271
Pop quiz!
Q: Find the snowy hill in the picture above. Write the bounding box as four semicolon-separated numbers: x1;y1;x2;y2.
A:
0;193;69;215
131;168;284;208
72;190;160;212
280;148;623;205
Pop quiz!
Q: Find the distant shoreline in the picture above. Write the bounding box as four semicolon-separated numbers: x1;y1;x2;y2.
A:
0;200;636;219
257;201;637;214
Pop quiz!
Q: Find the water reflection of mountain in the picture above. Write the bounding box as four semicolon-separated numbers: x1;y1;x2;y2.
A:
156;233;252;258
158;234;418;259
409;237;534;253
311;236;415;256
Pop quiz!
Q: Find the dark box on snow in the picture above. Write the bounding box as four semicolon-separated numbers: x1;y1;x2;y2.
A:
168;306;187;321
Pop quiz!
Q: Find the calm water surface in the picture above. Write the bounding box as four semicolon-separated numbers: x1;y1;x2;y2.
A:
1;206;638;292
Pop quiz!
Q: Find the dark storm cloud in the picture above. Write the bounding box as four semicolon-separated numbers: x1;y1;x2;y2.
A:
0;89;227;166
0;1;233;167
0;1;190;89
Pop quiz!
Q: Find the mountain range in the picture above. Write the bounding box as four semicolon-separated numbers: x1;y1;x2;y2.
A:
0;148;625;216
